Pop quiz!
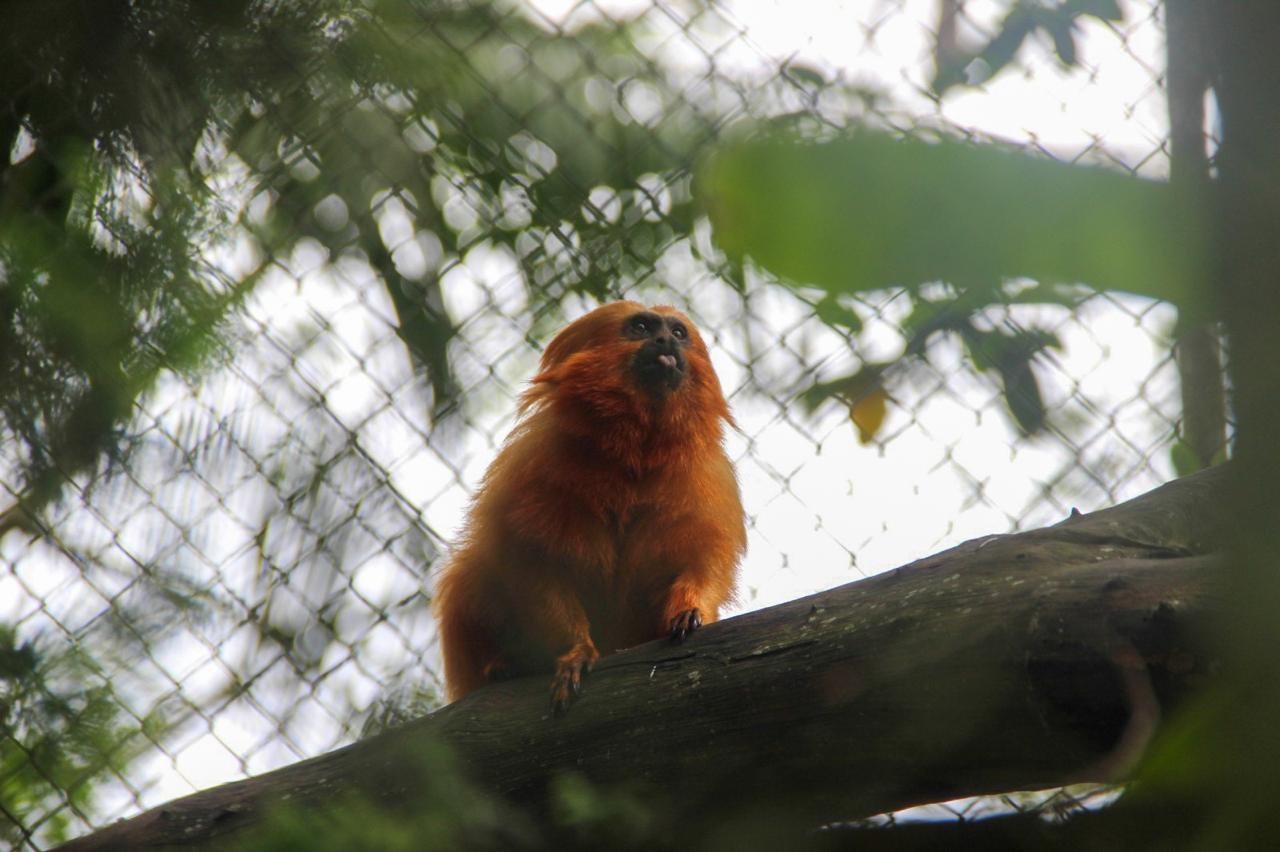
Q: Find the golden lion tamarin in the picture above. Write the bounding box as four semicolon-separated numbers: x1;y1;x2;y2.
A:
435;301;746;711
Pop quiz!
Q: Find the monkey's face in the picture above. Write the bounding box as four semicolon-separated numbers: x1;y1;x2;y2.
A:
526;301;728;426
623;309;691;395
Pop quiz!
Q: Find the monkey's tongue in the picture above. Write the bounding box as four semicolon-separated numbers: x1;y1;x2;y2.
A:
658;354;678;369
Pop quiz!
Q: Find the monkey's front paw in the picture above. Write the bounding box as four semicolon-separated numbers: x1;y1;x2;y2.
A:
669;608;702;643
550;643;599;714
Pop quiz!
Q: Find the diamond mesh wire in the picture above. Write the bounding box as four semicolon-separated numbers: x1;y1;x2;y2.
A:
0;1;1206;846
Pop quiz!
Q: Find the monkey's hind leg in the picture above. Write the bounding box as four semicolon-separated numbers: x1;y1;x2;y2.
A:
437;591;503;702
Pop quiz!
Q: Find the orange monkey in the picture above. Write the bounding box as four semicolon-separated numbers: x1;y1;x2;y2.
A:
435;301;745;711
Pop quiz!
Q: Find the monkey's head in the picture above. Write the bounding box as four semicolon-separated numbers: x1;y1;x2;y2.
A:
522;301;730;437
621;307;693;395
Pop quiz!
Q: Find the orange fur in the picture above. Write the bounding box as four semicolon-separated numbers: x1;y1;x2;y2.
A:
434;301;746;709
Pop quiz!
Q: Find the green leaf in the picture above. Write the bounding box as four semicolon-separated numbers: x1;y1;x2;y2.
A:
1171;440;1202;476
998;357;1047;434
1046;17;1078;66
850;386;889;444
961;327;1003;372
813;294;863;333
901;297;977;355
784;62;827;89
933;2;1125;93
1067;0;1124;22
932;5;1038;93
701;131;1209;316
801;363;888;413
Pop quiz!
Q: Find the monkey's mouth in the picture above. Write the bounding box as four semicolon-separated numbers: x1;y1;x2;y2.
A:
634;346;686;393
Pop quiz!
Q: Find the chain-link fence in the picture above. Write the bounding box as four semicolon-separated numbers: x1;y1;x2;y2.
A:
1;0;1211;846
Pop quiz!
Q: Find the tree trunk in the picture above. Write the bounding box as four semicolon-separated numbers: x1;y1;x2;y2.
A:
1167;0;1226;472
59;466;1229;851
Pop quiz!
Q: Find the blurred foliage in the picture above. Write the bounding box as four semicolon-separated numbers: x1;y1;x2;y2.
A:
229;0;736;419
548;772;658;850
1;0;853;841
700;2;1280;848
703;132;1206;305
0;0;1241;846
801;289;1066;437
0;0;734;528
0;0;321;838
702;129;1204;438
1131;4;1280;849
0;626;168;847
933;0;1124;94
234;741;665;852
1169;437;1227;477
360;682;445;738
701;0;1205;444
0;0;750;839
234;740;535;852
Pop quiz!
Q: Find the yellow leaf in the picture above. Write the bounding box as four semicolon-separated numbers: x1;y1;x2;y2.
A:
850;387;888;444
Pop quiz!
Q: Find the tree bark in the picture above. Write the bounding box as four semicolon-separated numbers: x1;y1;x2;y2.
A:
59;466;1229;851
1167;0;1226;471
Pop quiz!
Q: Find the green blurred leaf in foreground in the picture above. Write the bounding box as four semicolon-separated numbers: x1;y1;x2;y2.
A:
700;131;1209;317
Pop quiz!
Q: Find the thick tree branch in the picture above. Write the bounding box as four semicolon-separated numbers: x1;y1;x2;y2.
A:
60;466;1228;850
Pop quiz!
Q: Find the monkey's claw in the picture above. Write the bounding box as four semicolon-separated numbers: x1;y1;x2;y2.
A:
669;608;702;643
550;644;599;714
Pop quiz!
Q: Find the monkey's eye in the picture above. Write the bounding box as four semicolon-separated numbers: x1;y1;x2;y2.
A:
671;323;688;341
626;314;660;338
